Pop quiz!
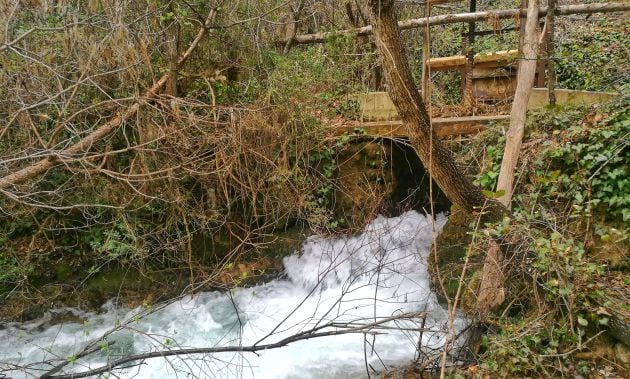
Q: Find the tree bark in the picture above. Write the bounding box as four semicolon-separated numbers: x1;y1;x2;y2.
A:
165;2;181;97
368;0;505;220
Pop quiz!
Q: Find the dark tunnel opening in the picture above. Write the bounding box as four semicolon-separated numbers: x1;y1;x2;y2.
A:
383;139;452;216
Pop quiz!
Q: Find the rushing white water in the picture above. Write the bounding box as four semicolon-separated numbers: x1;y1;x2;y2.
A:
1;211;466;378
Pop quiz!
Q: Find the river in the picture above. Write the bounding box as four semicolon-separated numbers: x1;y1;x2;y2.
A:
1;211;465;378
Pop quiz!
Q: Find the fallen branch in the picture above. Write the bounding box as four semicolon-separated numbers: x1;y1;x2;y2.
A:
0;8;218;191
279;2;630;45
40;312;428;379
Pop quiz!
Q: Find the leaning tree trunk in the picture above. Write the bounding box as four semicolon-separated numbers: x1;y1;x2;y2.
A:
496;0;540;207
368;0;505;220
475;0;541;318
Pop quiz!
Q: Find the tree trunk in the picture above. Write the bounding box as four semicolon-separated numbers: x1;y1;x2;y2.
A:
164;2;180;97
368;0;505;220
476;0;540;318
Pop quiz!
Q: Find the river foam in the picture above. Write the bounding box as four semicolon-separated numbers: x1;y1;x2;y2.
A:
1;211;465;378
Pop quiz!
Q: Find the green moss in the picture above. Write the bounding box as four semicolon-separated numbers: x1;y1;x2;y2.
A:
429;205;477;305
54;263;73;281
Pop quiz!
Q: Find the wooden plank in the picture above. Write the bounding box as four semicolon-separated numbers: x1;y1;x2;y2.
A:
331;115;510;138
429;0;463;4
427;50;518;71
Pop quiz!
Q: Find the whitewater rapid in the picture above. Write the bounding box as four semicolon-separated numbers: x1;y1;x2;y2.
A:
1;211;465;378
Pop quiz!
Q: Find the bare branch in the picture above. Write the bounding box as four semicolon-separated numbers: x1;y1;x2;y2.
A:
40;312;428;379
0;8;218;190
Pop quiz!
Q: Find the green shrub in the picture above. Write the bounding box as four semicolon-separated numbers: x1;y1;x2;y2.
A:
0;253;25;291
555;22;629;91
543;97;629;224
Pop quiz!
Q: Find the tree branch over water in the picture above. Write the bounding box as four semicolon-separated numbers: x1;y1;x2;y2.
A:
39;312;429;379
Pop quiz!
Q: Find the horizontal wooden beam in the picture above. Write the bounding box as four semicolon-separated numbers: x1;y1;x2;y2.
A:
396;0;462;6
331;115;510;138
427;49;518;71
281;2;629;45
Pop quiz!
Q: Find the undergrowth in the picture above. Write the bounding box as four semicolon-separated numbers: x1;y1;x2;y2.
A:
467;95;629;377
0;31;377;312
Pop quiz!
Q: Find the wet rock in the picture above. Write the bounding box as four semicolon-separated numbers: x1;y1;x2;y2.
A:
428;204;480;310
335;141;396;227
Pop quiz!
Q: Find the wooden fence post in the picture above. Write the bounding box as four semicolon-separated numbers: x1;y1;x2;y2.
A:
547;0;558;105
496;0;540;207
421;4;432;102
477;0;540;319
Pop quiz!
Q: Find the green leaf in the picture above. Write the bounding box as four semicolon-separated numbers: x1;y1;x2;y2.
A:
577;316;588;327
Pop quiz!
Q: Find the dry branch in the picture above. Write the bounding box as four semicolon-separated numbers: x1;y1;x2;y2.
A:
0;9;218;191
279;2;630;45
40;312;428;379
546;0;558;106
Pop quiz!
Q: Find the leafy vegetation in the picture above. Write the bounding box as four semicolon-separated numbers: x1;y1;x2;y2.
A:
542;99;629;223
555;21;630;91
461;95;629;377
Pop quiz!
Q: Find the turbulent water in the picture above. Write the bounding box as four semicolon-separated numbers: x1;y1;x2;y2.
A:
1;211;466;379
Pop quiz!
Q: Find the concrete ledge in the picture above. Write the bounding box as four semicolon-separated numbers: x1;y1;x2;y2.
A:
349;92;400;121
351;89;617;121
528;88;616;109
